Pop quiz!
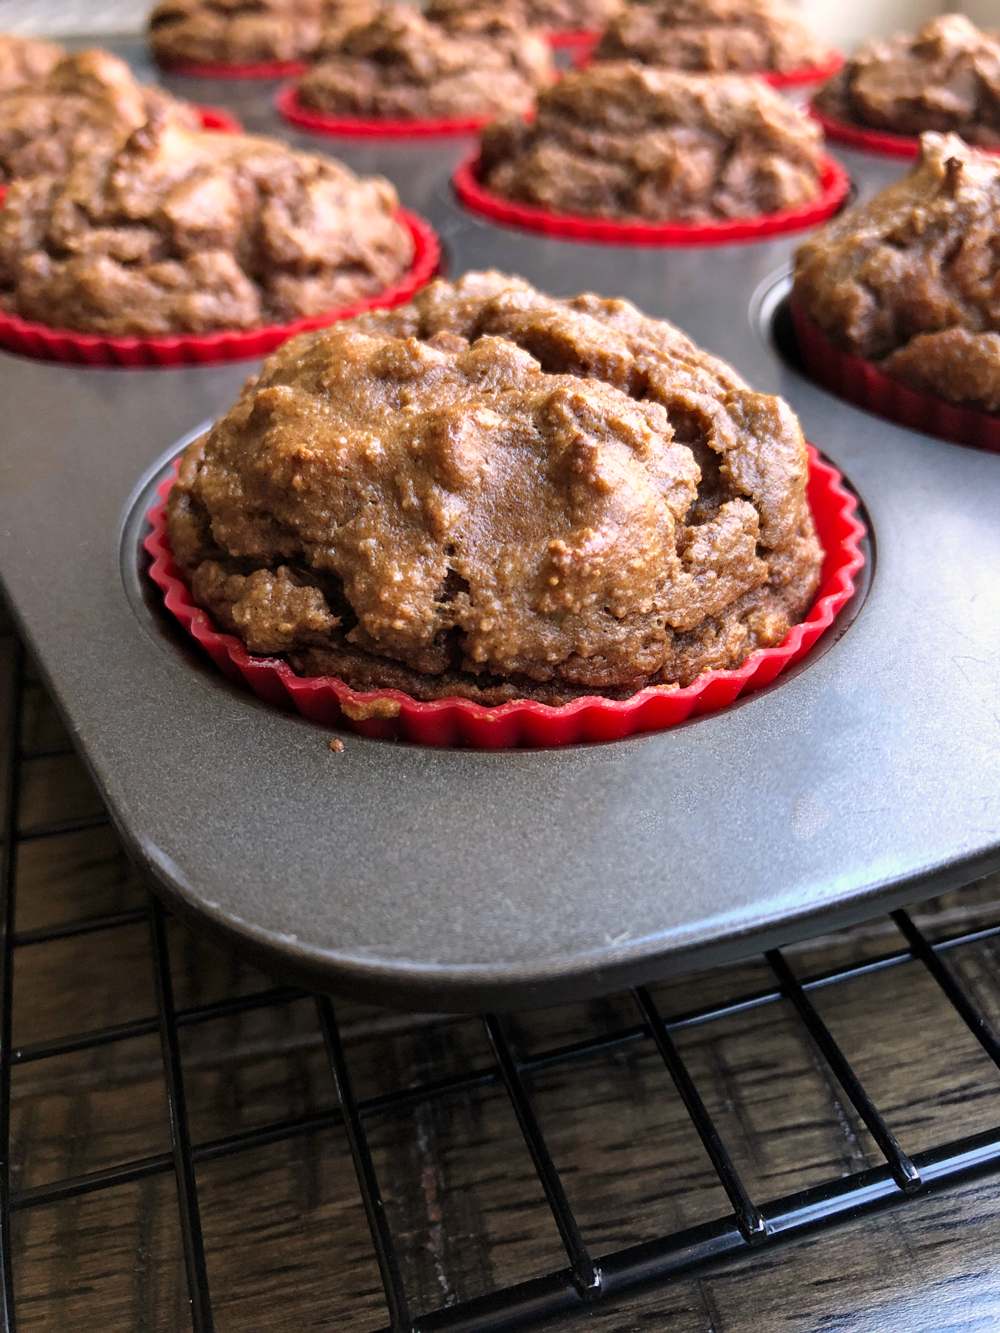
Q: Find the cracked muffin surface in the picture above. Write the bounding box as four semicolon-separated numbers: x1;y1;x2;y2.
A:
299;4;554;122
149;0;324;65
0;32;64;94
425;0;622;35
0;109;413;335
593;0;827;75
0;47;199;188
814;14;1000;147
793;133;1000;413
479;62;825;220
167;271;823;705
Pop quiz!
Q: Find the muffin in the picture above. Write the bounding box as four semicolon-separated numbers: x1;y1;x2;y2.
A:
813;14;1000;148
0;109;414;335
0;32;64;94
317;0;384;52
479;63;825;221
298;4;555;122
0;48;201;188
593;0;828;76
166;271;823;705
425;0;622;36
149;0;324;67
793;132;1000;414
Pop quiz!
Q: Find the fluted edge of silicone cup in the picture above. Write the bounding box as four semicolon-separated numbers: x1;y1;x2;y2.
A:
809;101;1000;159
155;55;310;78
451;152;851;245
276;81;498;137
0;211;440;367
143;445;866;748
791;300;1000;454
546;28;601;51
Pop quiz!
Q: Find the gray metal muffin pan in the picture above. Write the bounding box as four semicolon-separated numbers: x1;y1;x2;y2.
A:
0;42;997;1010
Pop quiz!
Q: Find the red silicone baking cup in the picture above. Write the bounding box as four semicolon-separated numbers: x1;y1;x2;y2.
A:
573;49;843;87
144;445;865;748
155;56;309;78
791;300;1000;454
0;103;239;215
547;28;601;51
276;81;500;137
452;152;850;245
809;101;1000;159
0;210;439;367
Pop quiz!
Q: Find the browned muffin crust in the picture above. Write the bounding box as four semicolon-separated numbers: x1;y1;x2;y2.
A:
793;132;1000;413
480;63;824;221
0;111;413;335
317;0;384;52
299;4;554;121
425;0;622;34
0;47;200;188
594;0;827;75
149;0;323;65
167;271;823;704
814;14;1000;147
0;32;64;94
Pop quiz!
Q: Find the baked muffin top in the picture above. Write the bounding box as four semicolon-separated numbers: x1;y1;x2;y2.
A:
479;63;825;220
425;0;622;35
814;14;1000;147
594;0;827;75
149;0;323;66
0;32;64;94
167;271;822;704
316;0;384;53
0;110;414;335
0;47;199;187
793;133;1000;413
298;4;554;122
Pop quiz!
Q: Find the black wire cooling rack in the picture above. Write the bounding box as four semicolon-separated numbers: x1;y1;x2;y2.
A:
2;618;1000;1333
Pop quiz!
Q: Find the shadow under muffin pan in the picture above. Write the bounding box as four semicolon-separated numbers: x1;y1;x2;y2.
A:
0;35;997;1012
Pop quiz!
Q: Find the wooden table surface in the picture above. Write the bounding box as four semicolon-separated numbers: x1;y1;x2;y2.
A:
5;626;1000;1333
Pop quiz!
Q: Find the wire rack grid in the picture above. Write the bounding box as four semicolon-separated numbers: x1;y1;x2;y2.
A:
2;618;1000;1333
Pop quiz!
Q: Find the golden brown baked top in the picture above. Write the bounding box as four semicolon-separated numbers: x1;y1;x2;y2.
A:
0;47;198;187
149;0;323;65
299;4;554;121
0;32;64;94
480;63;824;220
594;0;827;74
814;15;1000;147
0;110;413;335
793;133;1000;413
425;0;622;34
167;271;822;704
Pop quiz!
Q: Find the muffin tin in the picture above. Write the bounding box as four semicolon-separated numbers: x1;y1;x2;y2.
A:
0;38;997;1011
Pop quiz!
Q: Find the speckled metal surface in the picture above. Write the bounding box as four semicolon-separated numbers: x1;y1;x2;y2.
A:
0;41;997;1010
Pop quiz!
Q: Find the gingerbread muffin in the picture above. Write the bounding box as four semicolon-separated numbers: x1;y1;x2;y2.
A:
149;0;324;67
166;271;823;705
479;63;825;220
814;14;1000;148
0;32;64;94
317;0;384;52
593;0;828;76
0;47;201;188
425;0;622;37
0;109;414;335
298;4;554;122
793;132;1000;414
